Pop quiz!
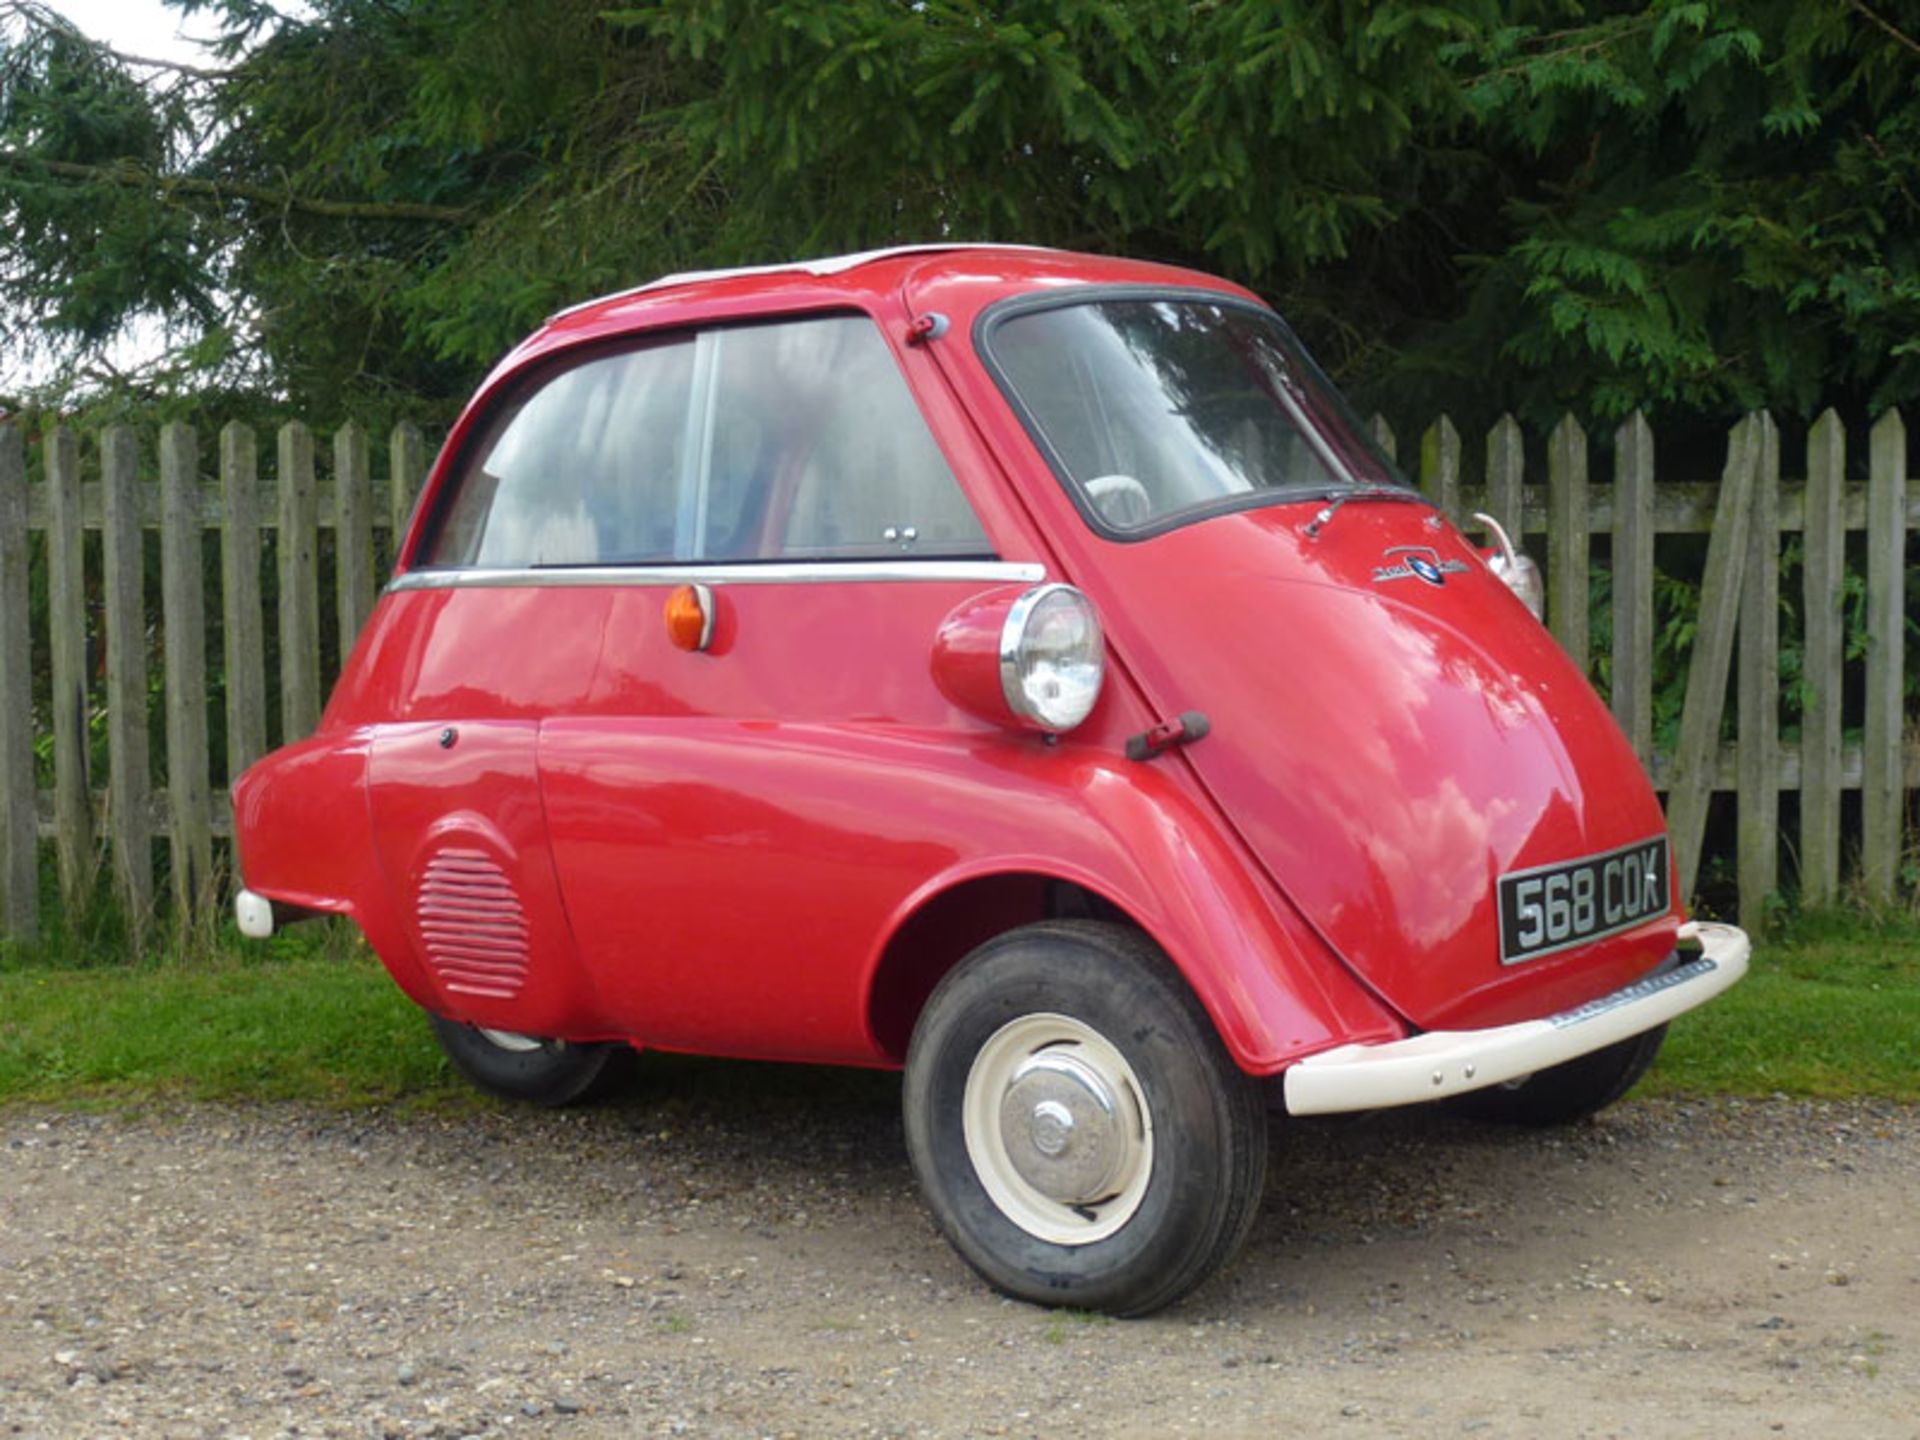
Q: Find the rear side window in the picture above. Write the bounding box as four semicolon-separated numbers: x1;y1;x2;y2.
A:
421;313;990;567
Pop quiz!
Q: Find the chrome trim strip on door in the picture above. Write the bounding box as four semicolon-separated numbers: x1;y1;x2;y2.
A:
386;560;1049;593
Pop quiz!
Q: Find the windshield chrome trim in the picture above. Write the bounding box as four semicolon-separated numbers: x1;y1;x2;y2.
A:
388;560;1047;594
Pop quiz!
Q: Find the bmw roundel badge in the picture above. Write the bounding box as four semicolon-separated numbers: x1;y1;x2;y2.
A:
1370;545;1471;588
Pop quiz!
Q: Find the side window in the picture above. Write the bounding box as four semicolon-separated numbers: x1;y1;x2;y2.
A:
422;313;988;568
425;337;693;567
710;316;990;560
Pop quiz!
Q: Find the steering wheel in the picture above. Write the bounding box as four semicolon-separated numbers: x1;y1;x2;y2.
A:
1084;473;1153;528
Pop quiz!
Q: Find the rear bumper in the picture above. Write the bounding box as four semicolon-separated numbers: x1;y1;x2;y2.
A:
234;888;328;939
1281;921;1749;1116
235;888;276;938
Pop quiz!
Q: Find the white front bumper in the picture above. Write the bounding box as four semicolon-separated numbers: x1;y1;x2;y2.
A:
1282;921;1750;1116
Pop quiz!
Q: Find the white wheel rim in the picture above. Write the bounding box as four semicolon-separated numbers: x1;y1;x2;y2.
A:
962;1013;1154;1246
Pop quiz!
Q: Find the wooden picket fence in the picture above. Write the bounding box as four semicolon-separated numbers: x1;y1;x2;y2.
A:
0;420;426;946
1374;408;1916;921
0;410;1914;951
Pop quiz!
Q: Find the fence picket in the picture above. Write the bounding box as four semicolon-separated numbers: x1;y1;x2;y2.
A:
1367;415;1397;464
1611;412;1656;763
1547;415;1590;671
220;423;268;783
45;428;92;907
1420;415;1462;522
277;422;321;742
101;426;154;941
389;421;426;571
1801;410;1846;905
1485;414;1525;544
1737;413;1782;922
1864;409;1909;901
1668;417;1759;902
0;426;34;942
336;423;375;654
161;423;215;915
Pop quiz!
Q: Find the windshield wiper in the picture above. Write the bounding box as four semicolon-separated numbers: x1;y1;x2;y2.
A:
1301;485;1422;539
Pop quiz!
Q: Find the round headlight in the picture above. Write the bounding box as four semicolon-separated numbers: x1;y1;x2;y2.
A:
999;584;1105;732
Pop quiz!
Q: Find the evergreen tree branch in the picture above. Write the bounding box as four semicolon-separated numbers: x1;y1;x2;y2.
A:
1846;1;1920;60
0;150;469;222
89;47;230;81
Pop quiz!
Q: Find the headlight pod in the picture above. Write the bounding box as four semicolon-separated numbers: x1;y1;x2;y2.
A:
999;584;1105;732
932;583;1106;735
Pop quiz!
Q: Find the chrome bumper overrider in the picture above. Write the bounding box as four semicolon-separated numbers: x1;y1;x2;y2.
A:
1282;921;1750;1116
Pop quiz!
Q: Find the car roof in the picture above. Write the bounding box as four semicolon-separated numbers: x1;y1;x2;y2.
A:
540;244;1252;334
489;244;1261;394
545;243;1065;321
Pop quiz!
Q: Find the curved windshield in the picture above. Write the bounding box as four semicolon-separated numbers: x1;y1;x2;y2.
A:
986;296;1409;534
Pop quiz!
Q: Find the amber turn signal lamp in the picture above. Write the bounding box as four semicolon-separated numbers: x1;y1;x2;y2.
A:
664;583;715;652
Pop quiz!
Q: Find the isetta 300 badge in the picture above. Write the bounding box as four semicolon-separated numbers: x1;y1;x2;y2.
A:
232;245;1749;1315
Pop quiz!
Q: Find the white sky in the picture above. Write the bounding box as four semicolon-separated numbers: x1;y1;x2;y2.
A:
41;0;222;64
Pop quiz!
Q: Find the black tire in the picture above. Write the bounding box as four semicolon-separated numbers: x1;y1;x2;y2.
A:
1449;1025;1667;1126
903;921;1267;1316
428;1014;630;1108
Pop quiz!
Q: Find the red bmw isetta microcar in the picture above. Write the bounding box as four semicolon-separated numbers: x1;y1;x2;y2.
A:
233;245;1749;1315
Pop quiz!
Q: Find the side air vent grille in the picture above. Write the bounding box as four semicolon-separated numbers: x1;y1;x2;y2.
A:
416;848;530;999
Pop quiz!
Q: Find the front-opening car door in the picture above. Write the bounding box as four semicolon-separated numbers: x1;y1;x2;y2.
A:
532;311;1036;1062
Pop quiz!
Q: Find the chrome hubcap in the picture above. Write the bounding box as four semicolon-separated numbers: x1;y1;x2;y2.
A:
998;1050;1127;1204
964;1013;1153;1245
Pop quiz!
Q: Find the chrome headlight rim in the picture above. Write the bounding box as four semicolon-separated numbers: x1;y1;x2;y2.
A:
997;583;1106;733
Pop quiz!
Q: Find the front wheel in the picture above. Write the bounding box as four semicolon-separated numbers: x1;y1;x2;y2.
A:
428;1014;630;1107
1449;1025;1667;1126
903;921;1267;1316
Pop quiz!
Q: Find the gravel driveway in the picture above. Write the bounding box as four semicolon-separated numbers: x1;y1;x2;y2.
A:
2;1063;1916;1438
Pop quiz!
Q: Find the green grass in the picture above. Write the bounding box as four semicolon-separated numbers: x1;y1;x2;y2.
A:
1643;907;1920;1102
0;907;1916;1109
0;925;455;1107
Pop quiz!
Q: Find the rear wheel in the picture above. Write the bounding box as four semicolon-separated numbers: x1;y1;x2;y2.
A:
428;1015;630;1107
903;921;1267;1316
1449;1025;1666;1126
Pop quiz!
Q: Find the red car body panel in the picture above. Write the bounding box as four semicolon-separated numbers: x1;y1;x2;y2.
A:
232;245;1686;1079
1061;505;1675;1029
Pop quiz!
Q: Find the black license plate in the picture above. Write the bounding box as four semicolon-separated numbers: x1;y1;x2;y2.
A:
1497;837;1671;965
